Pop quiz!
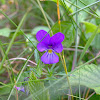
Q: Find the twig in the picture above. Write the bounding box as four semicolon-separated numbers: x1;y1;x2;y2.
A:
9;57;37;66
63;48;89;53
64;93;86;100
72;54;76;70
85;88;90;99
83;88;87;98
86;92;95;100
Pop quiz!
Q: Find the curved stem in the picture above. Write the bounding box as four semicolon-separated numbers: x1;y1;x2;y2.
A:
57;0;73;99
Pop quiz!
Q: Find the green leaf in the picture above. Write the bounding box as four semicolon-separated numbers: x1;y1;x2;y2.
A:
0;0;5;4
96;9;100;25
62;64;100;94
0;28;11;37
31;26;50;35
0;68;5;74
51;21;75;47
46;64;100;97
91;34;100;49
83;22;100;33
70;64;100;94
0;85;11;95
89;94;100;100
28;71;50;100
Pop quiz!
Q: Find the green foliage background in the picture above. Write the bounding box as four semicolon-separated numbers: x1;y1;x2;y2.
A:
0;0;100;100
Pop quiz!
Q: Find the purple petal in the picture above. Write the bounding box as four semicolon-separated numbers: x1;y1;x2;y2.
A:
37;42;48;52
15;86;20;90
15;86;25;92
36;30;50;43
52;43;63;53
20;87;25;92
50;32;65;44
41;52;59;64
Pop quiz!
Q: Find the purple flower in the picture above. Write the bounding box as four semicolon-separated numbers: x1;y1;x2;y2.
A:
36;30;65;64
15;86;25;92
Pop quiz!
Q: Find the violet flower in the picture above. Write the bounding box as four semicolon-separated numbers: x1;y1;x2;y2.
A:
36;30;64;64
15;86;25;93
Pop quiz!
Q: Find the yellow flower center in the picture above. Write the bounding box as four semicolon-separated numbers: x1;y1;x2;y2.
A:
48;49;52;53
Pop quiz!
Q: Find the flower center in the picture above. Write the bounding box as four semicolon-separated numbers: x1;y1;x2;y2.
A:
48;49;52;53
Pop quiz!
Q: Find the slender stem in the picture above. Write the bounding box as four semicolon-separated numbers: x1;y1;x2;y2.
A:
64;0;100;18
79;70;81;100
41;0;100;18
65;94;86;100
16;88;18;100
9;58;37;65
70;0;100;16
75;0;81;99
72;0;79;70
31;0;54;25
15;80;19;100
62;54;73;100
57;0;60;25
75;0;78;68
57;0;73;99
83;88;87;98
78;0;99;17
85;88;90;99
63;48;89;53
86;92;95;100
36;0;53;35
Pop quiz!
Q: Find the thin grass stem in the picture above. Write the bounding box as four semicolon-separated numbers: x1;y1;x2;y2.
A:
86;92;95;100
57;0;73;99
31;0;54;25
64;0;100;18
36;0;53;35
85;88;90;99
70;0;100;17
78;0;99;17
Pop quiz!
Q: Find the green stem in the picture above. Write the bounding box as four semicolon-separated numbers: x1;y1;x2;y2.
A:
62;53;73;99
31;0;54;25
75;0;78;68
57;0;73;98
36;0;53;35
75;0;81;99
